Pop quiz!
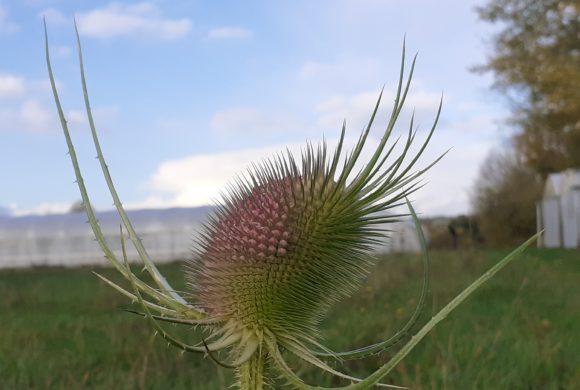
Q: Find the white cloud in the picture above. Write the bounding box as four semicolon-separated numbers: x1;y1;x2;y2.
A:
39;8;68;25
143;141;371;209
447;114;497;136
66;110;85;126
406;90;443;111
298;58;383;91
210;107;300;136
0;73;62;101
142;138;461;215
0;73;58;132
154;87;460;214
300;59;374;80
76;2;192;41
148;144;304;208
315;90;382;130
64;106;119;130
53;45;71;58
19;100;54;133
143;81;486;216
0;74;26;97
140;135;424;206
206;27;252;41
211;107;262;133
5;103;118;134
315;88;441;132
0;4;18;33
0;68;120;133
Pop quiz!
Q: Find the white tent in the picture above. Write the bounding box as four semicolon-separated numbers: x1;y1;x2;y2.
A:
536;169;580;248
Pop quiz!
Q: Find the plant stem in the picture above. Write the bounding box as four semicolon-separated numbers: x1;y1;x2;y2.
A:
238;351;265;390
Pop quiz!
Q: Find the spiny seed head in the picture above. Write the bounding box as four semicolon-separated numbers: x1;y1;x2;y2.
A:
191;172;357;336
186;135;419;342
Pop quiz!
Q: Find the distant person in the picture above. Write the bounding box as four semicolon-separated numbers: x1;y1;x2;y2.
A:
448;223;458;250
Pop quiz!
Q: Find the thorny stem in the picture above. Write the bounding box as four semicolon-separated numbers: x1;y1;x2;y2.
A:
238;350;266;390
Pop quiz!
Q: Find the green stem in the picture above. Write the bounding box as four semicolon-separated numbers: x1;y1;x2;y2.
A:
238;351;265;390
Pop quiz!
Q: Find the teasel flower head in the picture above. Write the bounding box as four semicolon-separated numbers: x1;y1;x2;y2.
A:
190;129;432;346
46;21;448;390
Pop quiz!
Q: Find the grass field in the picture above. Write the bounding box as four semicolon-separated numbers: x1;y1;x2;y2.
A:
1;248;579;389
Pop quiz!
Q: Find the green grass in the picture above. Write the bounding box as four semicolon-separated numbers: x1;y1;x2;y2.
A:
1;248;579;389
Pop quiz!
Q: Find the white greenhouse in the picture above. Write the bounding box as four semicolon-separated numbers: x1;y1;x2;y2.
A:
0;207;211;269
0;206;425;270
378;220;426;254
536;169;580;248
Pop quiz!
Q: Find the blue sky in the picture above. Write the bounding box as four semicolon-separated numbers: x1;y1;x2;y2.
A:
0;0;509;217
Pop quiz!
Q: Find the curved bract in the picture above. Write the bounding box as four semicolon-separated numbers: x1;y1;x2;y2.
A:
46;20;539;390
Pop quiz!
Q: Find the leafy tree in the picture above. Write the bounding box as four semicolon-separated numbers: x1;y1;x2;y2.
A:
472;147;543;245
476;0;580;175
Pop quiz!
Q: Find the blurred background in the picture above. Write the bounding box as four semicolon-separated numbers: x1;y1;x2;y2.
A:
0;0;578;388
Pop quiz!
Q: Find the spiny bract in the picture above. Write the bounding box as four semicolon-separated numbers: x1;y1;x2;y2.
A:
47;22;444;390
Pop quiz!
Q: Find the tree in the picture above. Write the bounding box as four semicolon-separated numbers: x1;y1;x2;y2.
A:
476;0;580;175
472;147;543;245
68;200;85;213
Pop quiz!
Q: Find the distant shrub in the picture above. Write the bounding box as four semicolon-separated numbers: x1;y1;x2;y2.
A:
471;148;543;246
425;215;482;250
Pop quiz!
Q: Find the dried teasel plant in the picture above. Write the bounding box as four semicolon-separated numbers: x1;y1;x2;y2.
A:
45;22;539;390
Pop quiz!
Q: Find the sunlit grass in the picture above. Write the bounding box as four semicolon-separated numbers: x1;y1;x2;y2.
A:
1;248;578;389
